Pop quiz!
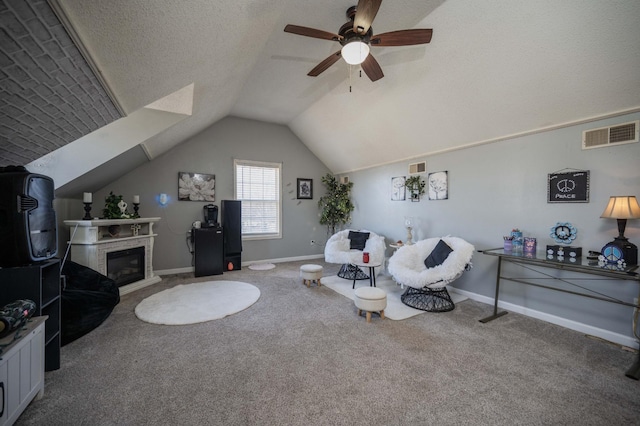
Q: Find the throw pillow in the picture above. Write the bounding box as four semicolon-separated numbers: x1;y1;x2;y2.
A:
348;231;370;251
424;239;453;268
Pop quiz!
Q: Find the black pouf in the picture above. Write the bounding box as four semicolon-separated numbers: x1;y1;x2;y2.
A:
61;261;120;346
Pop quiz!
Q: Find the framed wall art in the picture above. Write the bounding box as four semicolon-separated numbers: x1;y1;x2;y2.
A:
547;170;589;203
178;172;216;201
297;178;313;199
391;176;406;201
428;171;448;200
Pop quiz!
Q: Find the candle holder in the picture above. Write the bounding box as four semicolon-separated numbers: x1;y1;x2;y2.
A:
83;203;92;220
133;202;140;218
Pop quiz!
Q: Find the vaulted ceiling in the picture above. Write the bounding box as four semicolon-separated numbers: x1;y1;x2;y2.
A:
2;0;640;193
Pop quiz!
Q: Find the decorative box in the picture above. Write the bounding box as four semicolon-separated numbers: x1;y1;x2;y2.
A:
546;245;582;259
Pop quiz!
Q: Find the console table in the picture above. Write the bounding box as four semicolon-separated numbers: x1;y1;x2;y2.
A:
479;248;640;379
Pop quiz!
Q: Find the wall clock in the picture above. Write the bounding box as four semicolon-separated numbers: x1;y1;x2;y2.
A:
601;242;624;264
549;222;577;244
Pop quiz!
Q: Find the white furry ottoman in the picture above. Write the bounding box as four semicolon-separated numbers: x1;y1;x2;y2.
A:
300;264;323;287
354;287;387;322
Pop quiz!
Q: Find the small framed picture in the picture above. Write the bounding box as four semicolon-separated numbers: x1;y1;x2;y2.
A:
391;176;406;201
297;178;313;199
428;171;448;200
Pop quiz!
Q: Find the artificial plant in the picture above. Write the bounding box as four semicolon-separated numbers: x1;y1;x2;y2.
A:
405;175;426;200
317;173;354;236
102;191;132;219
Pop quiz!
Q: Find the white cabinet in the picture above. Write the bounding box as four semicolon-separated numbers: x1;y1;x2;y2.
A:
0;317;46;426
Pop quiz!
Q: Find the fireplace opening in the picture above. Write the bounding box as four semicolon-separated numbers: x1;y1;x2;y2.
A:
107;246;145;287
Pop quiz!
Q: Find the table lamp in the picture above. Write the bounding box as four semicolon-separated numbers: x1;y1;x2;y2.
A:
600;195;640;265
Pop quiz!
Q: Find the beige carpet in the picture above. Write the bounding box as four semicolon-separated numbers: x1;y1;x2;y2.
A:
322;274;467;320
134;280;260;325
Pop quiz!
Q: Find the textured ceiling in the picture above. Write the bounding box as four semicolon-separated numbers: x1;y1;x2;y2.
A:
2;0;640;183
0;0;121;168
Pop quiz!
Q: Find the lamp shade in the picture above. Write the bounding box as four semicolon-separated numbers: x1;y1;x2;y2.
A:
341;41;370;65
600;196;640;219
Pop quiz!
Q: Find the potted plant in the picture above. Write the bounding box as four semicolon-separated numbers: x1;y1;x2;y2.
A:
405;175;426;201
102;192;132;219
317;174;354;236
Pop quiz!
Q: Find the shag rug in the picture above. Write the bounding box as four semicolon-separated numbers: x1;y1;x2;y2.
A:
135;281;260;325
248;263;276;271
322;275;467;320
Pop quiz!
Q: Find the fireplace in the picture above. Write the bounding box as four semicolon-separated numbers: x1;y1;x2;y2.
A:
64;217;162;295
107;246;145;287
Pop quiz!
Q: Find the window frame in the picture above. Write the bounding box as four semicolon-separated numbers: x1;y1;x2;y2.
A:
233;159;282;241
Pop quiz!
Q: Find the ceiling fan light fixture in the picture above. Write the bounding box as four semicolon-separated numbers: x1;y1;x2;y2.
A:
341;40;370;65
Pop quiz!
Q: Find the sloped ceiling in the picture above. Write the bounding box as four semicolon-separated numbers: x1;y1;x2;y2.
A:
3;0;640;187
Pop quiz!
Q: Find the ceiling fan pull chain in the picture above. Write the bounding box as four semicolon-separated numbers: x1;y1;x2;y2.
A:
349;64;352;93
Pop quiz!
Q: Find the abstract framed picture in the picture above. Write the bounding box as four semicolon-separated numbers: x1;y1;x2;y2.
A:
428;171;448;200
391;176;406;201
178;172;215;201
297;178;313;199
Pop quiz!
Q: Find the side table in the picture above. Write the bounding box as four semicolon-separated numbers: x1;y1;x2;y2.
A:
349;260;382;289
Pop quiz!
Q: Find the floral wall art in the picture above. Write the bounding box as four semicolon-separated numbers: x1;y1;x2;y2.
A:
178;172;216;201
428;171;448;200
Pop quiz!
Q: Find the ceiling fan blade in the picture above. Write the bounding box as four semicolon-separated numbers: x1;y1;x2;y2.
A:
308;51;342;77
370;29;433;46
284;24;342;41
353;0;382;35
361;54;384;82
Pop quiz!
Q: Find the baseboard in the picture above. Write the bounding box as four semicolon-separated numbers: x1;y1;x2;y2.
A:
449;286;638;349
155;254;325;276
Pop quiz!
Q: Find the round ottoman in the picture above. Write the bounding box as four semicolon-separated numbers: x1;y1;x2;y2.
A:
354;287;387;322
300;264;323;287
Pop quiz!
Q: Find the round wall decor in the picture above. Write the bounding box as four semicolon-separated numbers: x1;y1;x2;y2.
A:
549;222;577;244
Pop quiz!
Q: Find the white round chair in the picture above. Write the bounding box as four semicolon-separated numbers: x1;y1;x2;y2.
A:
388;236;474;312
324;229;386;281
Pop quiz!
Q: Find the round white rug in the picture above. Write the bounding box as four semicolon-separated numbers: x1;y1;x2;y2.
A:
135;281;260;325
248;263;276;271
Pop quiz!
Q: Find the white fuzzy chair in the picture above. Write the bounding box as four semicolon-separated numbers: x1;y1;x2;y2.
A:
324;229;386;280
388;236;474;312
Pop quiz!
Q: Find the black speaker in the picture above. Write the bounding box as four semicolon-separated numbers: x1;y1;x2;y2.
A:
221;200;242;269
0;166;58;266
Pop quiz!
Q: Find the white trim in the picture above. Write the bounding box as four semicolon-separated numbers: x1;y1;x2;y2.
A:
155;254;325;277
450;286;638;349
331;107;640;175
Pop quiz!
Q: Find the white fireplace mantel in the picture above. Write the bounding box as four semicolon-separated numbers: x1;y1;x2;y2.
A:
64;217;162;295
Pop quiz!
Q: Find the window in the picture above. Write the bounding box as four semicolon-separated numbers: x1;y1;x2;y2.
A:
234;159;281;239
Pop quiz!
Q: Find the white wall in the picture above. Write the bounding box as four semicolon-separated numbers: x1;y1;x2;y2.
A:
85;117;331;270
342;112;640;346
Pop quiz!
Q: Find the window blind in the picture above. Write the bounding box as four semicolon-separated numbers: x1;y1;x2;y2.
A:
234;160;281;237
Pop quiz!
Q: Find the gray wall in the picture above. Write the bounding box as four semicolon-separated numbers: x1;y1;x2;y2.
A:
87;116;331;270
340;112;640;345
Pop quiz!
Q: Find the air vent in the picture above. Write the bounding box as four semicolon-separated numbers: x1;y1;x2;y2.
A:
340;176;350;184
582;120;638;149
409;161;426;174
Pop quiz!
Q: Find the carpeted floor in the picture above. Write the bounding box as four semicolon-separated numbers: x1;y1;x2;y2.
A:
16;260;640;425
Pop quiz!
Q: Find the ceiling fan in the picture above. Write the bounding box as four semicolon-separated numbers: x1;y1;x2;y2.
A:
284;0;433;82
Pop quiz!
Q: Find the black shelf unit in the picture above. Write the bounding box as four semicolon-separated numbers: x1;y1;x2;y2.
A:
0;258;61;371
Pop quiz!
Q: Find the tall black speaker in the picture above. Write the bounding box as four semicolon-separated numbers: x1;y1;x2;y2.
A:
0;166;57;266
221;200;242;271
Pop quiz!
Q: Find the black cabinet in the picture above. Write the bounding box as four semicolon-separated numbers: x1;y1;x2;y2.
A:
0;259;61;371
193;227;224;277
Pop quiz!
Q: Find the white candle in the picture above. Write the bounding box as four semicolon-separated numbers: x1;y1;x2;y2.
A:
83;192;92;203
133;195;140;204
